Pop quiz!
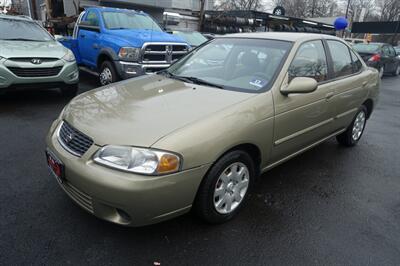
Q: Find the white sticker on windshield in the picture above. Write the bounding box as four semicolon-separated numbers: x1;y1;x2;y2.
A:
249;78;268;88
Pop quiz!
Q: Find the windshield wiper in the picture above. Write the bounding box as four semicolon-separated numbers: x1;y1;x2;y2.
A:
178;76;225;89
1;38;44;42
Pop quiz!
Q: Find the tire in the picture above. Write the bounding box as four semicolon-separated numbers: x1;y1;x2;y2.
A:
336;105;368;147
392;64;400;76
194;150;255;224
60;84;78;98
378;66;384;79
99;61;119;86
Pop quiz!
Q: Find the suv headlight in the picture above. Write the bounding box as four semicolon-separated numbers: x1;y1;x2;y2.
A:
93;145;181;175
118;47;140;61
62;49;75;62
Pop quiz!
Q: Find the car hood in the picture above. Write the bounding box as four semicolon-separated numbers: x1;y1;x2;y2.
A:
0;40;67;59
105;29;186;47
63;75;255;147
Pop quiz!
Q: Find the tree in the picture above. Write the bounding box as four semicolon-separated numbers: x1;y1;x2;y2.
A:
377;0;400;21
273;0;340;18
215;0;265;11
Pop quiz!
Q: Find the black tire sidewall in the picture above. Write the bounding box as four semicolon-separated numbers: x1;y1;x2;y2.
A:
195;150;255;223
338;106;368;146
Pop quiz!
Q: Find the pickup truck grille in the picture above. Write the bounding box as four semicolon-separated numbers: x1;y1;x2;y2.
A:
8;66;63;77
141;43;189;64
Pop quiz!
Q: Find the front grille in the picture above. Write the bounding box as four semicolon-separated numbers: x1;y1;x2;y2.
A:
60;181;94;213
8;57;59;63
8;66;63;77
141;43;188;64
58;121;93;157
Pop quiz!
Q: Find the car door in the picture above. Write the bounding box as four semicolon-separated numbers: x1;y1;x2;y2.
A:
271;40;336;162
382;45;395;73
325;40;370;131
78;10;101;67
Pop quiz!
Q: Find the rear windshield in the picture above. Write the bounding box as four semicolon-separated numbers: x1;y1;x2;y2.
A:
0;18;53;41
353;43;380;53
102;11;162;31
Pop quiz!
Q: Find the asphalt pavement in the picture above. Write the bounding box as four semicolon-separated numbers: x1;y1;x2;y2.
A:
1;72;399;265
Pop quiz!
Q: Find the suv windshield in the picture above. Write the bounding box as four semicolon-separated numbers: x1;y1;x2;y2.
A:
0;18;53;41
102;11;162;31
353;43;381;53
167;38;292;93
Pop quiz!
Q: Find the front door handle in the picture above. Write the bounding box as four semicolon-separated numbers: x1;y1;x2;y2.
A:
80;34;85;38
325;92;335;100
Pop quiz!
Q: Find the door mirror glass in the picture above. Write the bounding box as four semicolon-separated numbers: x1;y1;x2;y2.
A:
281;77;318;95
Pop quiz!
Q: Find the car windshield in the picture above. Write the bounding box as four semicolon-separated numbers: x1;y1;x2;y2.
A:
174;31;208;46
166;38;292;93
0;18;53;41
102;11;162;31
353;43;381;53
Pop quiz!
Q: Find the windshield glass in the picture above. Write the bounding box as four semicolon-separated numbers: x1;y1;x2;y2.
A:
353;43;380;53
167;38;292;93
174;31;207;46
102;11;162;31
0;18;53;41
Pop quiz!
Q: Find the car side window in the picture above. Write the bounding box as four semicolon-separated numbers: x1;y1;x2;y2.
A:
382;46;390;57
350;50;362;73
327;40;353;78
288;40;328;82
84;11;100;26
388;46;396;57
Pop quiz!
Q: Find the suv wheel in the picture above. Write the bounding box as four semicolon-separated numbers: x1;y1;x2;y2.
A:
393;64;400;76
194;150;255;224
379;66;384;79
60;84;78;97
336;106;368;147
99;61;119;86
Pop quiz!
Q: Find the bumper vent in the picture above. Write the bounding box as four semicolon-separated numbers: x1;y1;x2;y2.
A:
60;181;94;213
58;121;93;157
8;66;63;77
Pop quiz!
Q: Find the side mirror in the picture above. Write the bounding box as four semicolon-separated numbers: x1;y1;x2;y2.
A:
79;21;100;32
281;77;318;95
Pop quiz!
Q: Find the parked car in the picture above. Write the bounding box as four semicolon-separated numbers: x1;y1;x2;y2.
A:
394;46;400;58
60;7;189;85
170;30;208;48
353;42;400;78
0;14;79;96
46;32;380;227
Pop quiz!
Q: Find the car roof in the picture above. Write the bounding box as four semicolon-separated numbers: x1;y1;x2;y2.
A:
85;6;144;14
0;14;33;22
221;32;342;42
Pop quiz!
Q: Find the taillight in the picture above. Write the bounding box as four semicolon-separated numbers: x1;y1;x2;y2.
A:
368;54;381;62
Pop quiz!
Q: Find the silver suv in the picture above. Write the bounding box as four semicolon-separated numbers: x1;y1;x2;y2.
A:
0;14;79;96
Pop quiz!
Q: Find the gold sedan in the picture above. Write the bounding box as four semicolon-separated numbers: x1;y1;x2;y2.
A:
46;33;380;226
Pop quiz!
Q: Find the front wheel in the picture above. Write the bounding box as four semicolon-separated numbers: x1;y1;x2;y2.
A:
99;61;119;86
336;106;368;147
194;150;255;224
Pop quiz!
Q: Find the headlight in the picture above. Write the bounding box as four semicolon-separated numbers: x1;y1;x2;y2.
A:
62;49;75;62
118;47;140;61
93;145;181;175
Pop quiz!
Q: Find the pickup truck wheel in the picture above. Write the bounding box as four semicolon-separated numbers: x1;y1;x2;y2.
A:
60;84;78;98
194;150;254;224
336;106;368;147
99;61;119;86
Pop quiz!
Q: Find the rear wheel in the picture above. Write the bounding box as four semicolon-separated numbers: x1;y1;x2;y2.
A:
392;64;400;76
60;84;78;98
194;150;255;224
378;66;384;79
99;61;119;86
336;106;368;147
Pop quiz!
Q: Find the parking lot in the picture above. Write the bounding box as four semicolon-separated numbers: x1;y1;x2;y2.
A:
0;72;399;265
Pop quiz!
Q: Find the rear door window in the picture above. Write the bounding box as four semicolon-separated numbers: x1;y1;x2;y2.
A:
350;50;363;73
327;40;353;78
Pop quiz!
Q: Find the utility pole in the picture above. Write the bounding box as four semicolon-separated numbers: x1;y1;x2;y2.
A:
198;0;206;31
311;0;316;17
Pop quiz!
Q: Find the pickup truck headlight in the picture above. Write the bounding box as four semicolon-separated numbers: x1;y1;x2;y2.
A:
62;49;75;62
93;145;181;175
118;47;140;61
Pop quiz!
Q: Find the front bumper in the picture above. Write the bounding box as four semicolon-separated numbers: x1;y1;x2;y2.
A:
0;58;79;89
46;120;210;227
114;61;170;80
